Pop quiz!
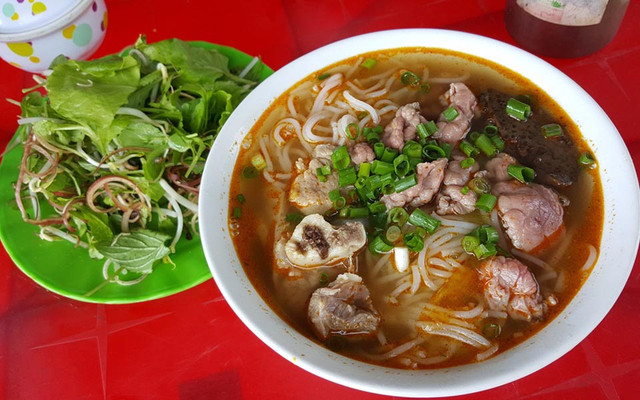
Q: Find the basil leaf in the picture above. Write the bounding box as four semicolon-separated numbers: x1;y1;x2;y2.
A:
95;229;171;274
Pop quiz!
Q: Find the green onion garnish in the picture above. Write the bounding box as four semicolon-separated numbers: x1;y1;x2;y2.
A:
236;194;246;204
442;106;459;122
541;123;563;138
416;123;431;140
357;111;368;120
425;121;438;136
285;212;304;224
381;147;399;163
371;160;394;175
348;207;370;218
373;142;385;159
338;167;357;187
400;70;421;88
365;128;381;143
381;182;395;195
242;165;258;178
402;140;423;158
368;201;387;214
232;207;242;219
461;186;470;195
578;152;596;168
507;164;536;183
414;226;427;239
345;123;359;140
394;174;418;193
319;272;329;286
385;225;402;243
403;232;424;252
393;155;410;177
483;124;499;136
251;154;267;170
369;235;393;254
476;193;497;212
460;157;475;169
469;177;491;194
469;131;480;143
408;208;440;234
328;189;341;202
361;58;377;69
473;243;497;259
339;206;351;218
388;207;409;226
506;97;531;121
318;72;331;80
490;135;505;151
483;323;501;339
422;144;447;161
474;133;497;156
358;162;371;177
462;235;480;253
459;140;479;158
419;83;431;93
331;145;351;170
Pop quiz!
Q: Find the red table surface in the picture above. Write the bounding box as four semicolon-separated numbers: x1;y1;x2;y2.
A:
1;1;639;399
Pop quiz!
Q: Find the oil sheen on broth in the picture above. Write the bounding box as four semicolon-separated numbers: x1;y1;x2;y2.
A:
228;48;603;369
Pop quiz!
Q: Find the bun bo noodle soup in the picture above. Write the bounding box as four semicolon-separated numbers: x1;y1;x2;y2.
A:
228;48;603;369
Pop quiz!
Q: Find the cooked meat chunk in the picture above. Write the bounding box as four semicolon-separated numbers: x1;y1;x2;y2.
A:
289;147;338;215
381;102;427;151
308;273;381;340
485;152;517;182
478;256;546;321
381;158;447;209
493;181;563;252
284;214;366;267
478;89;580;188
436;155;479;215
349;142;375;165
434;83;478;144
437;185;477;215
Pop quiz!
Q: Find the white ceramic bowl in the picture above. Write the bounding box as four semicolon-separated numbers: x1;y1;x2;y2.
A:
199;29;640;397
0;0;107;72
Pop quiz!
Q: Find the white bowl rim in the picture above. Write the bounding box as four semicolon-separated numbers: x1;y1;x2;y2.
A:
199;28;640;397
0;0;95;42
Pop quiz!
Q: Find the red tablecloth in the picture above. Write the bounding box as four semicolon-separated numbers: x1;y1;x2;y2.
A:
1;1;639;399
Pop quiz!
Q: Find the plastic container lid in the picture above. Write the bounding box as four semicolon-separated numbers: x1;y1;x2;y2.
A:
0;0;93;40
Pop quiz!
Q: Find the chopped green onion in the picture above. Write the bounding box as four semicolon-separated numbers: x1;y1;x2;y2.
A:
442;106;459;122
365;128;381;143
339;206;351;218
400;70;421;88
348;207;370;218
459;140;479;158
286;212;304;224
393;155;410;177
476;193;497;212
425;121;438;136
368;201;387;214
371;160;394;175
408;208;441;234
416;123;431;140
474;133;497;156
385;225;402;243
473;243;497;259
462;235;480;253
469;177;491;194
357;111;369;120
402;140;423;158
347;189;358;203
388;207;409;226
232;207;242;219
506;97;531;121
461;186;470;195
403;232;424;252
373;142;385;159
541;123;563;138
354;176;367;190
490;135;505;151
361;58;377;69
408;157;422;169
394;174;418;193
319;272;329;286
316;172;327;182
319;164;331;175
419;83;431;93
381;147;398;163
345;123;359;140
468;131;480;143
331;145;351;170
483;124;499;136
242;165;258;178
578;152;596;168
414;226;428;239
369;235;393;254
251;154;267;170
483;323;501;339
422;144;447;160
338;167;357;187
318;72;331;80
470;225;499;245
507;164;536;183
370;212;388;230
328;189;341;202
381;182;395;195
440;143;452;158
236;194;246;204
358;162;371;177
373;125;383;134
460;157;475;169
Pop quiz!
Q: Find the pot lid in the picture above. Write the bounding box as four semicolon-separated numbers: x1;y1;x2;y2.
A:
0;0;93;35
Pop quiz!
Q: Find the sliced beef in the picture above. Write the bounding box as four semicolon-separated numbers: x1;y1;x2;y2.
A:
381;102;427;151
493;181;564;252
289;145;338;215
443;154;479;186
308;273;381;340
284;214;366;267
349;142;375;165
478;89;580;188
485;152;517;182
434;83;478;144
381;158;447;209
436;155;479;215
478;256;546;321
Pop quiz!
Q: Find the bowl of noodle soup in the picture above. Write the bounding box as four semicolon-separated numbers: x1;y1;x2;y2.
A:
199;29;640;397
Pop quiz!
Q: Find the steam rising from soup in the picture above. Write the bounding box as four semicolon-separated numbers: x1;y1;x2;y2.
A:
227;48;603;369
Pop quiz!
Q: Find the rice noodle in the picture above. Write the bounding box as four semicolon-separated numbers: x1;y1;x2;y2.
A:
343;90;380;124
511;248;552;270
428;257;455;271
259;136;274;172
366;338;425;361
417;321;491;349
273;118;302;146
311;74;342;114
476;344;499;361
487;310;508;319
428;71;471;83
410;265;421;294
238;56;260;78
424;302;485;320
581;244;598;272
302;112;334;143
408;354;448;366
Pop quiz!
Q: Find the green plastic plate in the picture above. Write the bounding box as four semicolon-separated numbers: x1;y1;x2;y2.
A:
0;42;273;304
